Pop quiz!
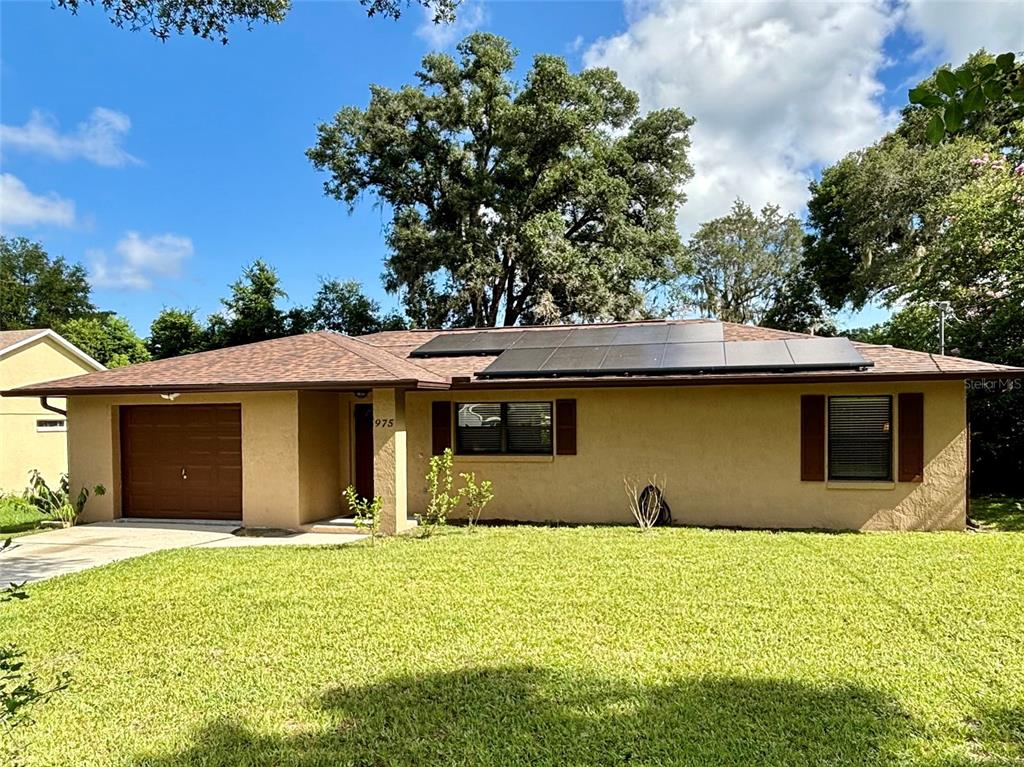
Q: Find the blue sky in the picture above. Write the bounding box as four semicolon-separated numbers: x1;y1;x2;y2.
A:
1;0;1020;335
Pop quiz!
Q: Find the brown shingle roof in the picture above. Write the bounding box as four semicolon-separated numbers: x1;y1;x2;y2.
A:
5;332;447;395
0;329;48;353
4;320;1020;397
359;320;1023;386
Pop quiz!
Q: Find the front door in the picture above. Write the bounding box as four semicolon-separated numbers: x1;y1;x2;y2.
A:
353;403;374;500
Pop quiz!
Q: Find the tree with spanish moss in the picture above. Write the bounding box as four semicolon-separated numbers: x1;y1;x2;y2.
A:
54;0;458;44
308;33;695;328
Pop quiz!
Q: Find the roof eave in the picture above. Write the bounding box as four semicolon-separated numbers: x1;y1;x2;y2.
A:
2;378;451;397
449;369;1024;390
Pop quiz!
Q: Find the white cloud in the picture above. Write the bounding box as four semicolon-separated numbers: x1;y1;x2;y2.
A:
0;107;140;167
902;0;1024;63
585;0;900;234
89;231;193;290
0;173;76;230
416;0;487;48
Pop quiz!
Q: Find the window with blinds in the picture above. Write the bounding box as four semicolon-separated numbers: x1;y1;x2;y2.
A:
455;402;552;455
828;396;893;481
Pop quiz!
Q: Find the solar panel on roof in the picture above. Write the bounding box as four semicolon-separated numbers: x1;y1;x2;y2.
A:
661;341;726;371
600;343;665;372
508;329;573;349
465;330;523;351
785;338;867;368
538;345;609;373
477;347;556;376
476;334;872;378
611;325;670;345
410;333;482;356
667;322;724;343
411;330;522;357
559;326;621;347
724;340;793;369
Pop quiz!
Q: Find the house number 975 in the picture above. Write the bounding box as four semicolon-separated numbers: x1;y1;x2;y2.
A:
374;418;394;428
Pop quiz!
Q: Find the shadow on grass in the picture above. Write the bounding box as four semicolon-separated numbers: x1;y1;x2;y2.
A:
133;667;935;767
970;497;1024;532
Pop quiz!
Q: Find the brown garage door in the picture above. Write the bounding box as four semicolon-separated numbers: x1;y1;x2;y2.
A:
120;405;242;520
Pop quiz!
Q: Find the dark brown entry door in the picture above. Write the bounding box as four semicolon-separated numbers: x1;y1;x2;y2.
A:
121;405;242;520
353;403;374;501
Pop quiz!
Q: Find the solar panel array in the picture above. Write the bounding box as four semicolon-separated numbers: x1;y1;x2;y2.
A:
410;322;723;357
409;322;872;378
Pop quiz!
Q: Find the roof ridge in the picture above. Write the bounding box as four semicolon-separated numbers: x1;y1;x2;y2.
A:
315;332;445;383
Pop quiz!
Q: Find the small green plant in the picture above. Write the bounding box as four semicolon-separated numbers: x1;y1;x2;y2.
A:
343;485;383;545
25;471;105;528
2;544;71;766
420;448;459;536
458;471;494;529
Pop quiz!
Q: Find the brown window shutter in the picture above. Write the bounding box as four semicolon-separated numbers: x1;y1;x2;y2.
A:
555;399;577;455
898;393;924;482
431;401;452;455
800;395;825;481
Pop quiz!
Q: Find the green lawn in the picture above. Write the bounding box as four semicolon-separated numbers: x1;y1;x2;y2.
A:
5;525;1023;767
0;494;46;536
972;497;1024;532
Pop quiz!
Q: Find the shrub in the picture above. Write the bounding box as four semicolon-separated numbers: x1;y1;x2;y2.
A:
458;471;494;529
25;471;105;527
342;485;383;545
624;476;669;531
421;448;459;535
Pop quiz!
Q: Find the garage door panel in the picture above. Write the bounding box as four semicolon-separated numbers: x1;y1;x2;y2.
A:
121;405;242;521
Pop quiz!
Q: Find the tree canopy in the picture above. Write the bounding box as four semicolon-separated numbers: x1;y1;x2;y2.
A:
61;315;151;368
802;49;1024;496
675;200;803;325
147;264;404;359
306;279;407;336
308;33;694;328
804;51;1023;312
55;0;457;43
1;236;96;331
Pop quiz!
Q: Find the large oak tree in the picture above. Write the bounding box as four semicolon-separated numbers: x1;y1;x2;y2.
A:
308;33;694;328
55;0;457;44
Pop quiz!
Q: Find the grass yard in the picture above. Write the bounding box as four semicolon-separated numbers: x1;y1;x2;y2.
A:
4;525;1023;767
0;494;46;536
972;497;1024;532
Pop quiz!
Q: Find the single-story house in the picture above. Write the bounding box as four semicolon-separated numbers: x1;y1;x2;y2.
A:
0;328;105;492
4;320;1021;532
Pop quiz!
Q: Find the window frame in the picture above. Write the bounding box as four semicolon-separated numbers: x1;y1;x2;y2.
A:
827;395;893;482
454;401;553;456
36;418;67;433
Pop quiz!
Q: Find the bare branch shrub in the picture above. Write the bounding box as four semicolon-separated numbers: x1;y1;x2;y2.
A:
624;476;667;531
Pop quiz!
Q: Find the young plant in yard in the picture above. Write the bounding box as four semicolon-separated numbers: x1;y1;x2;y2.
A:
343;485;383;545
458;472;494;529
420;448;458;535
25;471;105;528
2;543;71;766
624;476;669;531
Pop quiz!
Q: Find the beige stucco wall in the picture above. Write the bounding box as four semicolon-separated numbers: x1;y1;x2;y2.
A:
405;380;968;532
0;337;99;492
68;391;304;527
297;391;342;524
63;379;968;533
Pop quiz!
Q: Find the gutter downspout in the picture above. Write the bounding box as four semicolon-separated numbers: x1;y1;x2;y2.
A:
40;396;67;417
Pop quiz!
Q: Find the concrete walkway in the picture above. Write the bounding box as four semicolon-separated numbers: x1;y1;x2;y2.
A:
0;521;364;584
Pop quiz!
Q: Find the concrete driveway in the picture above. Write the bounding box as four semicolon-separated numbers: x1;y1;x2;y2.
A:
1;521;363;584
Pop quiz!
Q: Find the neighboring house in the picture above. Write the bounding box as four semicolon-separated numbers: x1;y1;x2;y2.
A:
0;329;105;493
3;320;1022;532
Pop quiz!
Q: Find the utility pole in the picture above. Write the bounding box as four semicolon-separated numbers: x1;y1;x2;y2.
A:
935;301;952;356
